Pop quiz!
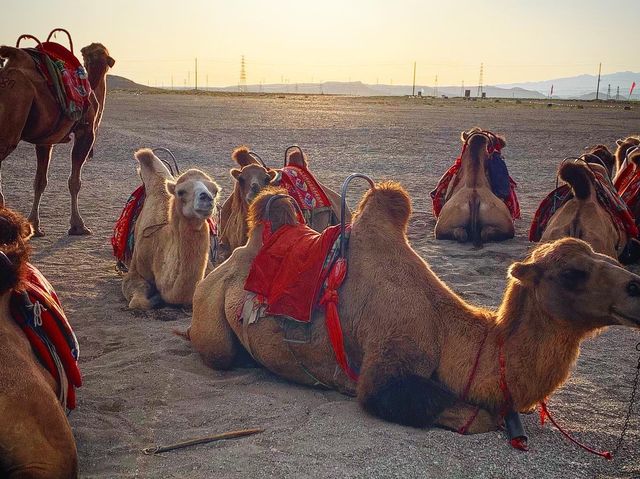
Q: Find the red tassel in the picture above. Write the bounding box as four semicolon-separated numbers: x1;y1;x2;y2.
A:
510;438;529;451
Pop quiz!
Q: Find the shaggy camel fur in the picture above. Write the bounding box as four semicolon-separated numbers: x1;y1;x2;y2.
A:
189;183;640;434
541;160;627;259
218;146;345;259
0;207;77;477
614;135;640;175
0;42;114;236
122;149;220;310
584;144;615;178
435;130;514;245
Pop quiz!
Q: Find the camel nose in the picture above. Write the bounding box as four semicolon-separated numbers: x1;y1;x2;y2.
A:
627;280;640;297
251;183;261;194
199;191;213;202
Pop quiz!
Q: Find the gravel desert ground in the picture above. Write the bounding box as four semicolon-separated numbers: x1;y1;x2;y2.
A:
3;92;639;478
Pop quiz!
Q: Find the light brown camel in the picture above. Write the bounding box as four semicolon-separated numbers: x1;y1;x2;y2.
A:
122;149;220;310
0;41;114;236
614;135;640;175
541;160;627;259
435;130;514;245
0;207;77;477
218;146;346;259
583;144;615;178
188;183;640;434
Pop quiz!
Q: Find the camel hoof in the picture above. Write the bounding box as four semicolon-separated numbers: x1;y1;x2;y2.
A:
32;228;46;237
68;225;92;235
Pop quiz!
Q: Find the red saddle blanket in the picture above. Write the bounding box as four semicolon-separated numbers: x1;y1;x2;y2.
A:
25;42;91;121
111;185;218;266
245;224;341;322
10;264;82;410
430;153;521;220
277;165;332;212
615;164;640;220
529;169;638;242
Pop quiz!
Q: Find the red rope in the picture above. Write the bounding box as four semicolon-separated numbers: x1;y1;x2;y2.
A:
497;339;513;417
539;402;612;460
457;406;480;435
461;329;488;401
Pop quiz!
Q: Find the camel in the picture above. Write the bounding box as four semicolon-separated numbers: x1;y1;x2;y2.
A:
540;160;628;259
0;40;114;236
434;129;515;245
0;207;77;477
584;144;615;178
614;135;640;175
188;183;640;436
122;149;220;310
218;146;345;258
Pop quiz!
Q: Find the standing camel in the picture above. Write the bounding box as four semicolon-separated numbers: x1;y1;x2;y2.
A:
0;207;77;478
188;184;640;435
0;41;114;235
122;149;220;310
434;130;515;245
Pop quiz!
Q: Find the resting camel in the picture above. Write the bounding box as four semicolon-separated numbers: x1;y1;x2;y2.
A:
614;135;640;175
218;146;345;258
541;160;628;259
0;42;114;236
122;149;220;310
0;207;77;477
584;144;615;178
435;130;514;245
188;183;640;435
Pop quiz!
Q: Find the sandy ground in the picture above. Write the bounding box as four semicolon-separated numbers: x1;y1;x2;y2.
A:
3;93;640;478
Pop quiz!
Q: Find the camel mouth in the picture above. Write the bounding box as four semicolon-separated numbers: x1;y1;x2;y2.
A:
610;308;640;327
194;208;214;218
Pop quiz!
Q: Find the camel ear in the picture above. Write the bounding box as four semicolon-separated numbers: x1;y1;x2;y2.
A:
460;131;468;142
205;180;220;199
268;169;277;180
231;168;242;181
107;56;115;67
508;262;541;285
21;222;34;241
616;138;624;146
166;180;177;196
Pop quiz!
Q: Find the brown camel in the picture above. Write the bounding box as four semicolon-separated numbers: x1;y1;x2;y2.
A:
584;144;615;178
218;146;346;259
0;41;114;236
541;160;628;259
122;149;220;310
0;207;77;477
435;130;514;245
188;183;640;435
614;135;640;175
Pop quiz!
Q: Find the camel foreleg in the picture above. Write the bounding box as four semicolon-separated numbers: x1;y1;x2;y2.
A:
27;145;53;236
434;400;500;434
122;268;161;310
67;128;95;235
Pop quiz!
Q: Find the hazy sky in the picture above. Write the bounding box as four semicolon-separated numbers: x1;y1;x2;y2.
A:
2;0;638;87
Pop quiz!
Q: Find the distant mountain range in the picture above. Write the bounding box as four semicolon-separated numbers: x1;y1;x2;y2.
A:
107;71;639;100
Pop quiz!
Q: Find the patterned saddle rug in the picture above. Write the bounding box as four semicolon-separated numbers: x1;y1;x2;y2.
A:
430;151;521;220
241;223;357;380
274;165;333;224
24;41;91;121
529;168;638;242
10;263;82;411
111;185;219;269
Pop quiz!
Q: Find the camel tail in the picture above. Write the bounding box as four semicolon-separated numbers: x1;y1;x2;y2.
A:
468;190;482;247
172;327;191;341
560;162;591;200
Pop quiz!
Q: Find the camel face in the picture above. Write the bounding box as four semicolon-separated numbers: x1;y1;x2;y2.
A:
231;164;276;204
168;173;219;220
80;42;115;68
510;238;640;329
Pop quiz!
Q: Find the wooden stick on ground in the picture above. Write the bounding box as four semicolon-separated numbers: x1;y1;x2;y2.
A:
143;428;265;455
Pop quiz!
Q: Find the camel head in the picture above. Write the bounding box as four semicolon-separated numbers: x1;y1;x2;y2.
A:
459;128;506;180
247;187;299;236
584;144;615;178
0;207;33;295
167;169;220;221
460;127;506;151
508;238;640;331
230;146;276;204
80;43;115;72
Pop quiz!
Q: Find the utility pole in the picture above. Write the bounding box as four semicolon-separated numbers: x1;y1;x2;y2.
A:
607;84;611;100
477;63;484;98
595;62;601;100
412;61;416;96
616;85;620;101
239;55;247;92
195;58;198;91
171;75;173;90
461;80;464;97
434;75;438;97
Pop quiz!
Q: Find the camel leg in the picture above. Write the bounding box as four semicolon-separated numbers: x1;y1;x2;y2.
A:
122;267;159;310
481;224;514;242
434;401;500;434
67;129;95;235
189;280;238;369
27;145;53;237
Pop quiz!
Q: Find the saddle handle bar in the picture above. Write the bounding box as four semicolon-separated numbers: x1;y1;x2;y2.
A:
16;35;42;49
248;151;268;169
556;155;608;189
284;145;304;168
264;194;304;225
152;147;180;176
46;29;74;54
339;173;375;258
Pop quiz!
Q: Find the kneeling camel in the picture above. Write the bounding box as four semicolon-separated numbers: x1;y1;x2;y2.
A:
189;183;640;434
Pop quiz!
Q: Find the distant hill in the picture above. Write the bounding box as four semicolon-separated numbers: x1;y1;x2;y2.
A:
107;75;157;91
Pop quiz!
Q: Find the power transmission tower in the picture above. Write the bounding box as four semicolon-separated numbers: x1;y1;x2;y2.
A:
477;63;483;98
239;55;247;93
607;84;611;100
616;86;620;101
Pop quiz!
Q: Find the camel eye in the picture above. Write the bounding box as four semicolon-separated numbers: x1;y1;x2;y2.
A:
177;190;185;197
559;268;588;287
263;177;270;185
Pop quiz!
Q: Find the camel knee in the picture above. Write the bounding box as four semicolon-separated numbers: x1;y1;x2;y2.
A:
452;227;468;242
358;374;456;427
435;403;499;434
67;177;81;195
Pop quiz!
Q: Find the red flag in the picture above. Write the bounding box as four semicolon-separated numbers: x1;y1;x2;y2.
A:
630;81;637;96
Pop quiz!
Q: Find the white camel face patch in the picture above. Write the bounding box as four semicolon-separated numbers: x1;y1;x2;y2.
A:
184;181;215;219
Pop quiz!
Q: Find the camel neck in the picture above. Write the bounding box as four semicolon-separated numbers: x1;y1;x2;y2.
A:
0;292;11;322
460;149;490;189
87;64;108;104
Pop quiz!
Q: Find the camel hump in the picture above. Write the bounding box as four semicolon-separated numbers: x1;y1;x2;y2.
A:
0;207;33;294
0;46;33;68
560;162;592;200
286;149;309;168
357;181;412;232
247;186;299;234
232;146;258;167
134;148;172;179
